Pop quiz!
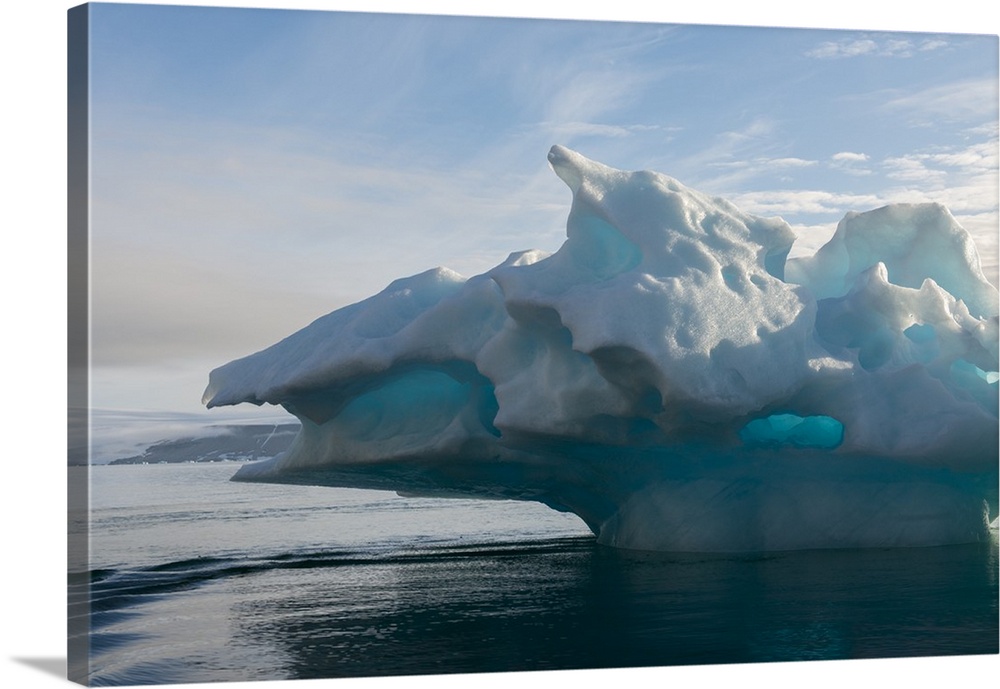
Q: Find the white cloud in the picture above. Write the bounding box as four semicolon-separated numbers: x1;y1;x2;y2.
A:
920;39;949;51
807;38;878;59
957;210;1000;287
882;156;950;185
882;39;914;57
768;157;818;168
830;151;872;175
806;35;948;59
881;140;999;211
832;151;869;163
787;221;840;259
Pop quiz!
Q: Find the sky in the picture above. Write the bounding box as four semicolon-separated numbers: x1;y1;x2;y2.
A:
82;3;999;418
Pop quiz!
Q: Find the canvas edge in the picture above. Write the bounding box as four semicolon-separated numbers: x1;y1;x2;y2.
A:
67;3;91;685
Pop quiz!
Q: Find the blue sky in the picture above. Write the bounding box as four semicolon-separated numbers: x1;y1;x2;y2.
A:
84;2;999;414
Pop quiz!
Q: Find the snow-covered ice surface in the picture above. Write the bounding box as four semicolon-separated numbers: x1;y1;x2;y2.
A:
204;146;999;552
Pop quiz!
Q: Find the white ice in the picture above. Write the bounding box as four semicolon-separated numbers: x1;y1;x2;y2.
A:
204;146;998;552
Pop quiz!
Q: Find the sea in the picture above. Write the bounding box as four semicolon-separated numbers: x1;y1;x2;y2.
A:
69;457;999;687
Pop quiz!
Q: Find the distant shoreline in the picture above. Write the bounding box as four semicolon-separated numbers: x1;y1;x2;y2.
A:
108;423;300;465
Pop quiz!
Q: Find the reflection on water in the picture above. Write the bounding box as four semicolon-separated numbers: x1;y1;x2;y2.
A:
228;536;998;680
81;464;999;685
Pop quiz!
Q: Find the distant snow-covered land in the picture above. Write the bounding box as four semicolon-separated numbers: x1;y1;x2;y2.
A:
108;423;299;465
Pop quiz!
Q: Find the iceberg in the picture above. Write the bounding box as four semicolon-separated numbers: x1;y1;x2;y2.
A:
204;146;999;552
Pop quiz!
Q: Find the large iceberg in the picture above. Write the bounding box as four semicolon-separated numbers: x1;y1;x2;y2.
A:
204;146;999;552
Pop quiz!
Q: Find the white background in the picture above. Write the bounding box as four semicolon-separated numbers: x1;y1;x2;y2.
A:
2;2;997;688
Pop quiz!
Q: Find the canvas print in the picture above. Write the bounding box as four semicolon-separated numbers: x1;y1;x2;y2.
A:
67;2;999;686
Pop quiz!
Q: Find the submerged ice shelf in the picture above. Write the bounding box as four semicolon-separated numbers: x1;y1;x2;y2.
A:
204;146;999;552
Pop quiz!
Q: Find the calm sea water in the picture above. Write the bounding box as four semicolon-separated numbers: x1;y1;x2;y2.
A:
71;462;998;686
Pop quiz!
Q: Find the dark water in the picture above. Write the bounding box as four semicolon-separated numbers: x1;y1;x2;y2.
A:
73;464;999;686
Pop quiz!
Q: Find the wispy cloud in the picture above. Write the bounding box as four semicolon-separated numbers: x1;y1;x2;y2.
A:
541;121;677;140
709;156;817;172
673;118;794;187
702;155;818;186
830;151;872;176
880;77;999;125
806;36;949;59
728;189;883;216
537;67;664;134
